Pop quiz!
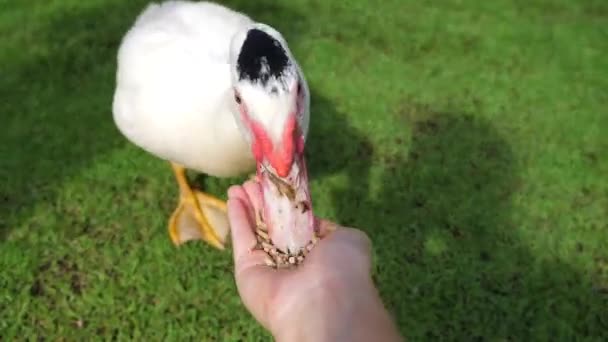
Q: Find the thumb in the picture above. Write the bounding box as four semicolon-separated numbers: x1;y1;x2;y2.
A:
315;217;340;238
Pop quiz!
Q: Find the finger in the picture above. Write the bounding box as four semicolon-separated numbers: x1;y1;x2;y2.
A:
227;197;258;265
227;194;273;272
242;180;264;214
227;184;247;202
328;227;372;252
228;188;283;327
315;217;340;238
307;226;373;269
228;185;255;225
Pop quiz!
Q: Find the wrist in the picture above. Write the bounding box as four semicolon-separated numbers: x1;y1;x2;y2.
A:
272;276;401;342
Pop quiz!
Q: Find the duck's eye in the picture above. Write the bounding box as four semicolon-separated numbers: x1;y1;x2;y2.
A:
234;92;242;104
296;81;302;95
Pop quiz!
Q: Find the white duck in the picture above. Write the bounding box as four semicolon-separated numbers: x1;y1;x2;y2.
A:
112;0;315;253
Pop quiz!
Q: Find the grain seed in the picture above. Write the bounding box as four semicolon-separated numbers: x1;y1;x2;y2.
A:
256;229;269;241
265;257;276;268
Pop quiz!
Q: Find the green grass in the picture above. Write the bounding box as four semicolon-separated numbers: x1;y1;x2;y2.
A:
1;0;607;340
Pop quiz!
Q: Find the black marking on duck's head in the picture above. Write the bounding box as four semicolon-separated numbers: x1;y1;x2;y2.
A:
237;28;291;87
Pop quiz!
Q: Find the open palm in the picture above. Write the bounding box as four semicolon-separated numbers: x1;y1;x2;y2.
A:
226;180;376;337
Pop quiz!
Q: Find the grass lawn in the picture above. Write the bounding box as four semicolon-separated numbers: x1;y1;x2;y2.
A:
1;0;607;340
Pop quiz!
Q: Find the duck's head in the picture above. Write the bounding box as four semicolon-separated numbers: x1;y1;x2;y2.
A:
229;24;315;254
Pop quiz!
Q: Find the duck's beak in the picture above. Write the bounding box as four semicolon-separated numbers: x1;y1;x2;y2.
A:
257;151;315;255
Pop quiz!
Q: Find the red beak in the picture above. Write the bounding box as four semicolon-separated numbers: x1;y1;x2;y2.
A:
247;115;315;255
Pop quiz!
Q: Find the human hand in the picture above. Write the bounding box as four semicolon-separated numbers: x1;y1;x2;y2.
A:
227;180;402;342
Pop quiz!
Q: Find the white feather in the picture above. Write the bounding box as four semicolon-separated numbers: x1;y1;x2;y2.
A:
112;1;257;177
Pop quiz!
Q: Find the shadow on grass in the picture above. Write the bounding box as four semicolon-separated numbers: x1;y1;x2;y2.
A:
321;100;607;339
0;3;132;239
305;89;373;187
